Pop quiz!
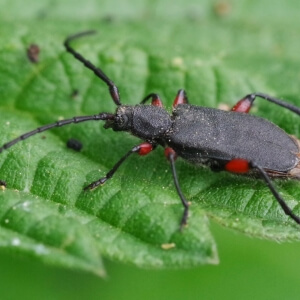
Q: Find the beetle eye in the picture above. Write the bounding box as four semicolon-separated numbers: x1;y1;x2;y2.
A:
118;114;128;128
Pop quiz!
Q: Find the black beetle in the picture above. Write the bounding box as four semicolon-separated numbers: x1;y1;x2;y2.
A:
1;31;300;229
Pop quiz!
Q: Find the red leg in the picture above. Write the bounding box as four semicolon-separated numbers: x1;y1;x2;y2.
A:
231;95;255;113
225;159;250;173
173;89;189;108
140;93;163;107
226;158;300;225
137;142;154;155
85;142;155;190
232;93;300;115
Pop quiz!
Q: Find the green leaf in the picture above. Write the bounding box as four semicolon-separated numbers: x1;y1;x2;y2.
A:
1;0;300;275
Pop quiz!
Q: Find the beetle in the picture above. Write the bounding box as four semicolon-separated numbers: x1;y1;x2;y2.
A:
1;30;300;229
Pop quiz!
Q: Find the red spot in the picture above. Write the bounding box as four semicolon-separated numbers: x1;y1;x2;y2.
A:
225;159;250;173
173;89;187;107
138;142;153;156
231;98;252;113
152;98;163;107
164;147;177;160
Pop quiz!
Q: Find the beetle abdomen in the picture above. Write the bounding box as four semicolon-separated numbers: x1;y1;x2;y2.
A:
168;105;299;172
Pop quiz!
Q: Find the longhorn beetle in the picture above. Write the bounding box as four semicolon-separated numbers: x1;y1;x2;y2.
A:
1;30;300;229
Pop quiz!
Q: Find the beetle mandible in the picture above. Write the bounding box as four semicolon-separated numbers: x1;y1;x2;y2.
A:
1;31;300;229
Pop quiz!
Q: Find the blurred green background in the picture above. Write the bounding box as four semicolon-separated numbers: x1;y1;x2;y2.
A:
2;222;300;299
1;0;300;299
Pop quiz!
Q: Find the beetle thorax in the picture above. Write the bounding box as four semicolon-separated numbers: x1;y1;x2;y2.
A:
105;105;172;141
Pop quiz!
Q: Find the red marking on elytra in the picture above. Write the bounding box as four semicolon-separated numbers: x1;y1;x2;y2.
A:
225;159;250;173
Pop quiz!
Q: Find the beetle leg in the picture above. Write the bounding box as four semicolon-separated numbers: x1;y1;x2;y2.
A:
165;147;190;230
231;95;255;113
225;159;250;173
225;159;300;225
140;93;163;107
173;89;189;108
84;142;156;190
232;93;300;115
252;162;300;225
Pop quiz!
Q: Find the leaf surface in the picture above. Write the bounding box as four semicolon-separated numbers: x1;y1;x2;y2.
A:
1;0;300;275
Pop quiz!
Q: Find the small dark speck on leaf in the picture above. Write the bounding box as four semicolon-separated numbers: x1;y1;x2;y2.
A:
71;89;79;98
67;138;83;152
27;44;40;63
